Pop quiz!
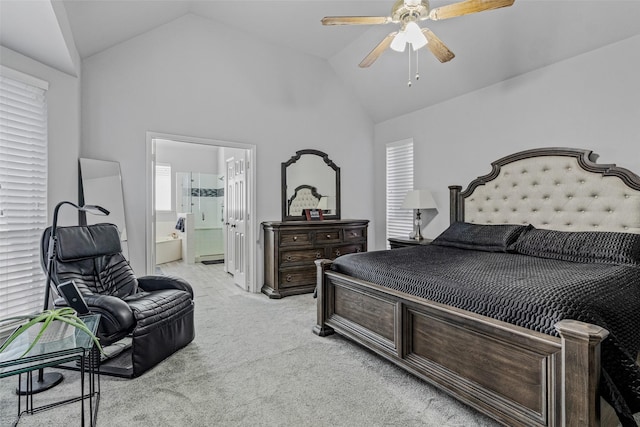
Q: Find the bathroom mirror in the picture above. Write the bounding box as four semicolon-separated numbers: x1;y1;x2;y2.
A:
282;149;340;221
79;158;128;256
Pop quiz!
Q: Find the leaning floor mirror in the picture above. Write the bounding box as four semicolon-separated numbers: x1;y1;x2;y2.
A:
79;158;128;258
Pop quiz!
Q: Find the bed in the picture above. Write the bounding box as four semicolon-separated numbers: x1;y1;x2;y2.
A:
313;147;640;427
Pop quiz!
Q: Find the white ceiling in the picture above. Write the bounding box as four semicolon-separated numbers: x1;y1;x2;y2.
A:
0;0;77;75
3;0;640;122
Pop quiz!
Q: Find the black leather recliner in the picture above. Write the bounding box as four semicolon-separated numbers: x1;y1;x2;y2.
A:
41;223;195;378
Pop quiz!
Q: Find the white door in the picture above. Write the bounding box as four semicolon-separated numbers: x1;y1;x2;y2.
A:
225;158;235;275
225;154;248;289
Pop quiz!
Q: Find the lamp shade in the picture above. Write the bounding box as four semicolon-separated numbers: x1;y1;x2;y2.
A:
390;29;407;52
401;190;437;210
316;196;334;210
390;22;427;53
405;22;428;51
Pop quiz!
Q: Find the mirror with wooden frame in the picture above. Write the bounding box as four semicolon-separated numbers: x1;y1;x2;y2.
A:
281;149;341;221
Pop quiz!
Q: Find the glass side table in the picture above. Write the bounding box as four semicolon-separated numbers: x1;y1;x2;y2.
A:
0;314;101;426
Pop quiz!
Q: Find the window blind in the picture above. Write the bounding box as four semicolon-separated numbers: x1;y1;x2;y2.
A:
0;74;48;322
386;139;414;246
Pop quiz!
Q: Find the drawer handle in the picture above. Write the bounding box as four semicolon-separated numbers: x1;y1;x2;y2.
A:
286;274;292;282
335;250;341;257
356;248;362;253
315;251;321;259
326;234;331;239
286;255;292;261
293;236;298;241
351;232;357;237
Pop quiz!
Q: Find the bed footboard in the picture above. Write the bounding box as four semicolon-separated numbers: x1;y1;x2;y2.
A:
313;260;610;427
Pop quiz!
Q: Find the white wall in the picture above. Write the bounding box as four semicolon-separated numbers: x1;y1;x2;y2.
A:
0;46;81;226
80;14;375;277
373;35;640;249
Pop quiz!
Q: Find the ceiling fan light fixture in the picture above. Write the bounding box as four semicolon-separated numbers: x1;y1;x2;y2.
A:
323;0;514;69
390;30;408;52
405;21;427;50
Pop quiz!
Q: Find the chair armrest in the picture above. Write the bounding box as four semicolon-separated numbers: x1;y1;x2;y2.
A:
83;294;135;337
137;275;194;299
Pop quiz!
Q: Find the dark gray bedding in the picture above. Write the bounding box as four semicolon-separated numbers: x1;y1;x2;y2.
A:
331;245;640;425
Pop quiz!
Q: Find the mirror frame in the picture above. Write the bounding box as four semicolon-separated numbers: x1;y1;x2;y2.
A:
281;149;341;221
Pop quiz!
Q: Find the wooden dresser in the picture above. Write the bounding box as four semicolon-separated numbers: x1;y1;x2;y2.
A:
262;219;369;298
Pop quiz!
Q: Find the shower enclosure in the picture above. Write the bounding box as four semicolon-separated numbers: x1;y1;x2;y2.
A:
176;172;225;262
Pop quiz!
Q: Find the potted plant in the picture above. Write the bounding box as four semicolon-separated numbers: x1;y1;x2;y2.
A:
0;307;103;359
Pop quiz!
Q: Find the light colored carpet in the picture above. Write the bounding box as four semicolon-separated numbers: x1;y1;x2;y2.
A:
0;262;502;426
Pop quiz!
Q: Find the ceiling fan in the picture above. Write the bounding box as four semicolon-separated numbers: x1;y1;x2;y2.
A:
322;0;515;68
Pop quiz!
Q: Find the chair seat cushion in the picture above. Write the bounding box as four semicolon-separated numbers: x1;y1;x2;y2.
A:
124;289;193;336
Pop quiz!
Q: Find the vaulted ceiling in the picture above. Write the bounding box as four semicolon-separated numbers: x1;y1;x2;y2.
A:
2;0;640;123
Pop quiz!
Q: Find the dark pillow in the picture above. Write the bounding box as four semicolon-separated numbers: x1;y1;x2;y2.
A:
509;227;640;266
431;222;530;252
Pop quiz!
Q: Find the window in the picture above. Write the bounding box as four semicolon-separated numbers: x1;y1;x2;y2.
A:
386;139;414;246
155;163;172;211
0;71;48;323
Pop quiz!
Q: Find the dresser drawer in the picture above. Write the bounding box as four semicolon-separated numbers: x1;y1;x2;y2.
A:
279;267;316;288
280;231;311;246
281;248;325;266
330;244;365;259
314;229;341;244
344;227;367;241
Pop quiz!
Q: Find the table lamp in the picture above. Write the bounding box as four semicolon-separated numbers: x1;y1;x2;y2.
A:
401;190;437;241
316;196;334;214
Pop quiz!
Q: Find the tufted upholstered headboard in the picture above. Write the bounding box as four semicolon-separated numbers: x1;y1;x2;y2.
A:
449;148;640;234
288;185;322;217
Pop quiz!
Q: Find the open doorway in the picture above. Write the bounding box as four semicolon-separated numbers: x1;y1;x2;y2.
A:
145;132;257;292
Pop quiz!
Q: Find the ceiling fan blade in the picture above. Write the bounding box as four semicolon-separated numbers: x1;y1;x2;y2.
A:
422;29;455;63
429;0;515;21
359;32;397;68
321;16;391;26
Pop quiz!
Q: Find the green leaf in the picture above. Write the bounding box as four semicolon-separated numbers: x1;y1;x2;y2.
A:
0;317;42;353
1;308;104;358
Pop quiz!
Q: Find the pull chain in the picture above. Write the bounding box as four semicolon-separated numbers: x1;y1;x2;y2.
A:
407;47;412;87
407;48;421;87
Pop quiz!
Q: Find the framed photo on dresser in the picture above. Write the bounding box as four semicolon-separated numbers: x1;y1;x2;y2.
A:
304;209;323;221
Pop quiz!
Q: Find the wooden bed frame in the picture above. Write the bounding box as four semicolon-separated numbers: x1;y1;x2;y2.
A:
313;147;640;427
